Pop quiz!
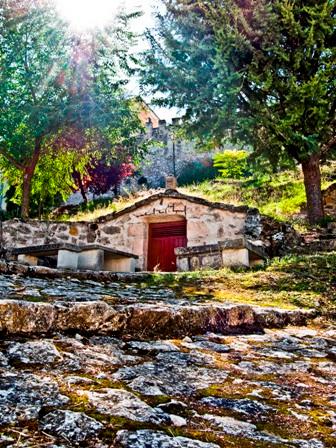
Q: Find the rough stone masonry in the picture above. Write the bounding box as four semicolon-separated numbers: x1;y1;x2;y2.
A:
1;190;301;272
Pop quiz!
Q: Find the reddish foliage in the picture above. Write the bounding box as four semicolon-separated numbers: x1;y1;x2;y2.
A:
52;128;88;153
83;157;135;196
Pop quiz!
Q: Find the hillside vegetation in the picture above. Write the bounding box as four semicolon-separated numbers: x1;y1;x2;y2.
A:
147;253;336;317
63;162;336;228
183;163;335;227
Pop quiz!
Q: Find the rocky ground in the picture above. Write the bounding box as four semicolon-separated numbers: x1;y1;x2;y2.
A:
0;272;335;447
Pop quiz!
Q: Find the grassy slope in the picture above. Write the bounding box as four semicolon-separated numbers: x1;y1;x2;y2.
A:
147;253;336;315
65;162;335;226
68;196;143;222
183;163;335;226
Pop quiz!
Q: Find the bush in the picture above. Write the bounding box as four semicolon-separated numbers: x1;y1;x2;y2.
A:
177;159;218;186
213;150;250;179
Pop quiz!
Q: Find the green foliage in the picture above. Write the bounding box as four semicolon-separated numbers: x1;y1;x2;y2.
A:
83;198;116;213
140;5;225;148
185;163;334;225
142;0;335;162
0;145;91;217
0;1;144;217
0;1;70;153
177;159;217;186
141;0;336;222
213;150;250;179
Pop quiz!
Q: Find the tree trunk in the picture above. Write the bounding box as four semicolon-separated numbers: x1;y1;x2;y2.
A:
21;167;34;219
301;153;324;225
21;138;41;219
73;171;88;204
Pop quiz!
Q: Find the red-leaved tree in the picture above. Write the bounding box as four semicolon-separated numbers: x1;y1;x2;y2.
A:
83;156;135;198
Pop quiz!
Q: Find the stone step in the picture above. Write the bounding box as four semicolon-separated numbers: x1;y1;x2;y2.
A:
0;260;152;283
0;299;316;339
298;241;336;254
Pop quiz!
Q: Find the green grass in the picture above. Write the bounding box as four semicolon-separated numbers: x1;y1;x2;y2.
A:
59;162;336;226
57;194;146;222
143;253;336;315
183;163;335;226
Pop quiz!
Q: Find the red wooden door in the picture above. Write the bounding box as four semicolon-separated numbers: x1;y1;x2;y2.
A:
148;221;187;272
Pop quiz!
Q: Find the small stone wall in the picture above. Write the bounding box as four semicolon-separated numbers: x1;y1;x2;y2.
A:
1;220;90;249
323;183;336;216
176;244;222;271
175;239;267;271
140;121;217;188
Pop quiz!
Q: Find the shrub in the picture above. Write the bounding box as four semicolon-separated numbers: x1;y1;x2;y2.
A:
214;150;250;179
177;159;218;186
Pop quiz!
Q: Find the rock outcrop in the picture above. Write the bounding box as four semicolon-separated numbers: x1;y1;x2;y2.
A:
0;299;315;338
0;271;333;447
0;326;335;447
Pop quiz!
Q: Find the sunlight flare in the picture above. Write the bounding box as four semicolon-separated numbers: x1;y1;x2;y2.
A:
55;0;125;30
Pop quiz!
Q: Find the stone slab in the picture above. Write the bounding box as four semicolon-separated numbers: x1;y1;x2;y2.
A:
0;299;316;338
57;249;79;270
12;243;138;259
78;249;104;271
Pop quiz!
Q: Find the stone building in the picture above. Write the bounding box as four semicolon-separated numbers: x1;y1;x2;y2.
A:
1;183;298;272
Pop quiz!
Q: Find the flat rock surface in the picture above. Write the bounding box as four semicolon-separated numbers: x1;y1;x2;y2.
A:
78;388;169;424
115;430;221;447
40;410;103;443
0;274;314;338
0;275;334;447
0;372;69;426
0;324;335;447
7;340;62;365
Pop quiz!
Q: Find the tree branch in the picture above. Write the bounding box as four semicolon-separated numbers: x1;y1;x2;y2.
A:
23;30;37;104
0;147;24;170
321;135;336;157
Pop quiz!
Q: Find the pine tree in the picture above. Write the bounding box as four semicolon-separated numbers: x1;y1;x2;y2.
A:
141;0;336;223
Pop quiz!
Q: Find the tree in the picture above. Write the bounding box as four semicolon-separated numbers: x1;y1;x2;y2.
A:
1;142;90;217
0;0;72;218
83;155;135;197
214;150;250;179
140;0;336;223
0;0;143;218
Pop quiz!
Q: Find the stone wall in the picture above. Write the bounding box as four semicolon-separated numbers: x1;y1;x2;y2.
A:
1;220;89;249
323;183;336;217
141;121;216;188
1;192;249;271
